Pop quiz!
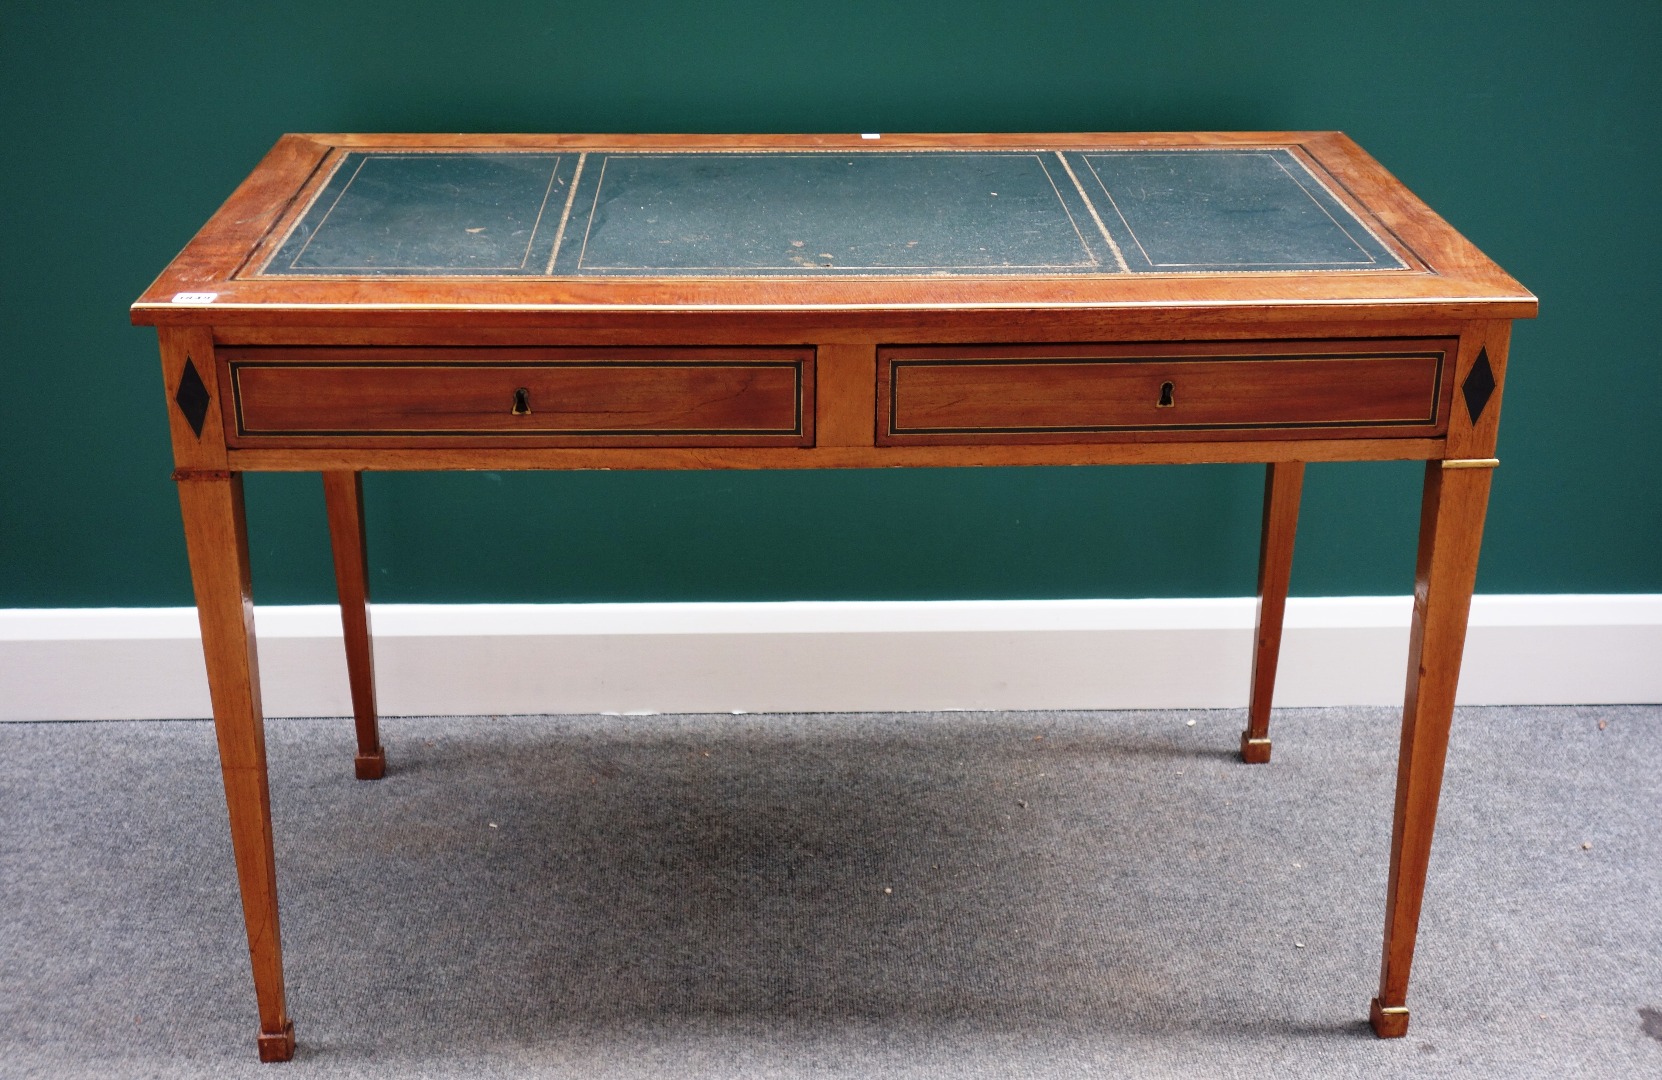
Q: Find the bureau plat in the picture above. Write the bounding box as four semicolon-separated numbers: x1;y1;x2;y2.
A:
132;132;1536;1061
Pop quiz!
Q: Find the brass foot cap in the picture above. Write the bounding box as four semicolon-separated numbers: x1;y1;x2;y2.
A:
1239;733;1272;764
1370;998;1409;1038
354;748;386;781
257;1021;295;1062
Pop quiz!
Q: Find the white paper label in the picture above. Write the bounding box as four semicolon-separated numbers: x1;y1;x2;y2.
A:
860;133;881;140
170;292;218;305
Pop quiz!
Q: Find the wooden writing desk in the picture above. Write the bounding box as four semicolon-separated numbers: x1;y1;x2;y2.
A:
132;132;1536;1061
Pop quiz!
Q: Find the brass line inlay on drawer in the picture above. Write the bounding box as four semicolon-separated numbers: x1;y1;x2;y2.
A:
230;360;806;438
887;350;1446;436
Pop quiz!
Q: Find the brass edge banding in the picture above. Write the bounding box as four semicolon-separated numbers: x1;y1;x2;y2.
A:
133;294;1535;314
1441;458;1500;469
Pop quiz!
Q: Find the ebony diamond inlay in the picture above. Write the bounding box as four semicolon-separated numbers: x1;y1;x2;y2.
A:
174;357;210;437
1462;348;1496;423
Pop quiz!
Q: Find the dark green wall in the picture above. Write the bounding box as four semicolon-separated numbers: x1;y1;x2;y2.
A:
4;2;1658;606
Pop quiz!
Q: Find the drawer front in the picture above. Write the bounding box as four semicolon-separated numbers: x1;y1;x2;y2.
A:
879;339;1454;445
221;347;814;447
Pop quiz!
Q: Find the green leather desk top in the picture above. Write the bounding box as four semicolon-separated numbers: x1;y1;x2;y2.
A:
259;147;1408;279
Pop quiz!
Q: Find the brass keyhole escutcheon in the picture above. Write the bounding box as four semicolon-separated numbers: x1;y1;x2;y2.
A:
511;387;531;415
1157;380;1175;408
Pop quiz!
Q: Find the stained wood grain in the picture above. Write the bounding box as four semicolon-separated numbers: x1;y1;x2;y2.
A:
159;326;229;470
814;344;877;447
137;131;1533;1059
131;132;1537;331
323;471;383;780
880;340;1452;444
1370;460;1493;1037
220;346;812;448
175;473;293;1061
210;314;1476;348
222;436;1449;473
1241;461;1305;764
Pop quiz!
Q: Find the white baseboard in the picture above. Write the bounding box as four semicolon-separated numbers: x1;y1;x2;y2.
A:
1;595;1657;721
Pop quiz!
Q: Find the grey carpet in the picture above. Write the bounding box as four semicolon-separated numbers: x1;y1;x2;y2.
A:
2;707;1659;1079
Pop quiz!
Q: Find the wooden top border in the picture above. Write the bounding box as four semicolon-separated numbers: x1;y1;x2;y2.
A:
132;132;1537;328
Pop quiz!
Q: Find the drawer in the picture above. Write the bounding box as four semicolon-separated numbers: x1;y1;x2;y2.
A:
878;339;1455;444
220;347;814;447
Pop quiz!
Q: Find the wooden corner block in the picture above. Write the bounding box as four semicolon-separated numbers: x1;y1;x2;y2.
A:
1369;998;1410;1038
1239;733;1273;764
257;1021;296;1062
354;748;386;781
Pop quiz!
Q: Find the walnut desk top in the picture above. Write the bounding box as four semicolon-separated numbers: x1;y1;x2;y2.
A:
133;131;1535;1061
